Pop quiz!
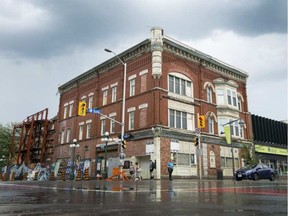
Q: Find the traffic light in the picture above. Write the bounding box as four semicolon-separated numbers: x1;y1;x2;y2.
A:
78;101;87;116
121;140;127;149
198;115;205;128
194;137;199;146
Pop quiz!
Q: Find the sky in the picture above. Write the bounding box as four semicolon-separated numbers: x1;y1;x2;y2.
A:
0;0;287;124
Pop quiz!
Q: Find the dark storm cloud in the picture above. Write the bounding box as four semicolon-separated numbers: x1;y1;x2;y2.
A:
0;0;286;59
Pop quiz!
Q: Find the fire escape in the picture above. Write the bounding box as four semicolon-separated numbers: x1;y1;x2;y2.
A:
8;108;55;165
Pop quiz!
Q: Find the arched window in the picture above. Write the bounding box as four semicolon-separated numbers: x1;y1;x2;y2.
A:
208;116;214;134
207;87;212;103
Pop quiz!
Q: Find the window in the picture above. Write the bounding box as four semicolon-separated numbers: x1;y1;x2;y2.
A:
60;130;65;144
110;117;115;134
86;123;91;139
101;119;106;135
232;92;237;106
227;90;232;105
112;86;117;103
130;79;135;96
168;75;192;97
208;116;214;134
68;103;73;117
63;105;68;119
88;96;93;109
103;90;108;105
216;89;224;105
79;125;84;140
207;87;212;103
58;132;61;143
169;109;188;130
190;154;196;165
218;118;226;134
66;128;71;143
129;111;135;130
238;96;242;111
177;153;190;165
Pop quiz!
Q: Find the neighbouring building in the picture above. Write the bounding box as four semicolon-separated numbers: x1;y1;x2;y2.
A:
52;27;252;179
251;114;288;175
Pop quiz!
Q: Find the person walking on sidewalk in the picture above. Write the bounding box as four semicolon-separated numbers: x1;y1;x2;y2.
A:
167;160;174;181
135;162;142;181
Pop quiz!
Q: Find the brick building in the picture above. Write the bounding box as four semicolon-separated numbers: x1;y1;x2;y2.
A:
53;27;252;179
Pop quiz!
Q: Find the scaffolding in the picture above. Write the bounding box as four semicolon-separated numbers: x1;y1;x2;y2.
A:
8;108;55;166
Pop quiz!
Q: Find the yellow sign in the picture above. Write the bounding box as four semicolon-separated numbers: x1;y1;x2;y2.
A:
255;144;288;156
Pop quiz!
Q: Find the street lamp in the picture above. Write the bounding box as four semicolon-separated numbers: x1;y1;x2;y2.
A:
222;119;245;180
104;48;126;144
105;48;127;179
69;139;80;180
101;132;113;179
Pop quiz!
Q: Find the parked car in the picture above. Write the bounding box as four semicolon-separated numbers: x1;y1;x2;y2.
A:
235;164;276;181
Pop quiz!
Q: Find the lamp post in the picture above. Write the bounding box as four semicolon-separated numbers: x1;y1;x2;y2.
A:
101;132;113;179
104;48;127;179
69;139;80;180
222;119;245;180
104;48;126;144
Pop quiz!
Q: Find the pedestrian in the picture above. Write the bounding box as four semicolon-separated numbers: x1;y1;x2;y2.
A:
135;162;142;181
149;160;155;179
129;162;135;181
167;159;174;181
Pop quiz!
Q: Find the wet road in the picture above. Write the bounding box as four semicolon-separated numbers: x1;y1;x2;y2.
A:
0;179;287;216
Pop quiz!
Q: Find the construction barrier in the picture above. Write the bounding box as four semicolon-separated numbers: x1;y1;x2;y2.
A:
61;170;65;181
106;168;129;181
84;168;90;180
23;172;28;181
75;170;82;181
49;171;55;181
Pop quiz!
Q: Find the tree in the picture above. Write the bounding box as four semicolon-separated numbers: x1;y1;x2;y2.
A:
240;143;258;166
0;123;14;168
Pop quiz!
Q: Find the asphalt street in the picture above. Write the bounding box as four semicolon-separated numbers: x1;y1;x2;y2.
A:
0;178;287;216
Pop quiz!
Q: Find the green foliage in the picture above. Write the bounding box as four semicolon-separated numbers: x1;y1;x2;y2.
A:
0;123;14;167
240;143;258;166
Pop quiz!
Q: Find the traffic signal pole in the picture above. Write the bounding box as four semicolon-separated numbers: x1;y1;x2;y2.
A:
198;133;202;180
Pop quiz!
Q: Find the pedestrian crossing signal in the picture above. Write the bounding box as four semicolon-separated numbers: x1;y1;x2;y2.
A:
198;115;205;128
78;101;87;116
194;137;199;146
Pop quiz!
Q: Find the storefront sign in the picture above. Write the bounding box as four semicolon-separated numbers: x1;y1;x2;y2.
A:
255;144;288;156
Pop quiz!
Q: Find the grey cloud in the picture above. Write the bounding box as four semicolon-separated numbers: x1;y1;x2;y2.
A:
0;0;286;59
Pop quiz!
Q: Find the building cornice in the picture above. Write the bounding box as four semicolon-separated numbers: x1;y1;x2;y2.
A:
163;36;249;83
58;39;151;94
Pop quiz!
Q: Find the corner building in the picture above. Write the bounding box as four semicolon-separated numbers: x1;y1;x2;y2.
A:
54;27;252;179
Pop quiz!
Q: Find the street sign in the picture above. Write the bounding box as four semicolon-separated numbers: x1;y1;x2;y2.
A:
92;108;101;114
195;128;201;135
87;108;93;113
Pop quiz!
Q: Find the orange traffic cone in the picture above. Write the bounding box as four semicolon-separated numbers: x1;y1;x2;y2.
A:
10;172;15;181
61;170;65;181
49;171;55;181
34;171;38;180
76;170;82;181
84;168;90;180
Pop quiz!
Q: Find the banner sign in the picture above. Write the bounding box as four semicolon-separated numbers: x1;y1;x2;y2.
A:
255;144;288;156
